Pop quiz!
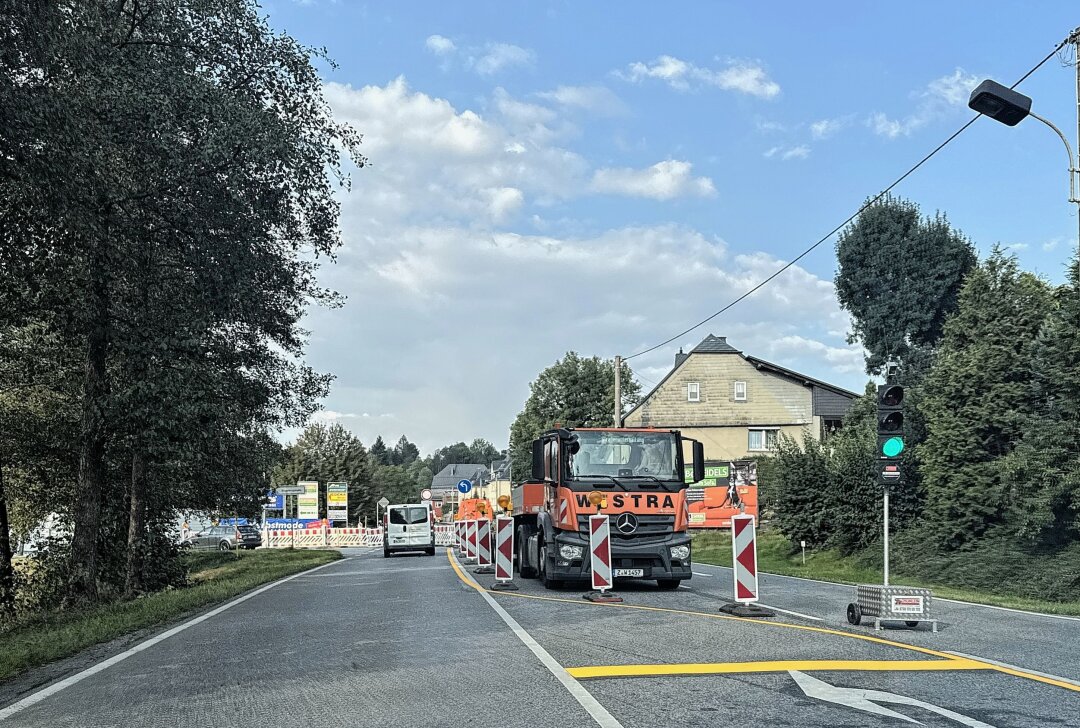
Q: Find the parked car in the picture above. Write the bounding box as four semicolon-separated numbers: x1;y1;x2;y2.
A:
183;524;262;551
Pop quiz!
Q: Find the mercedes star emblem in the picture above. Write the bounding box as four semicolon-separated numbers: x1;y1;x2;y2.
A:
615;512;638;535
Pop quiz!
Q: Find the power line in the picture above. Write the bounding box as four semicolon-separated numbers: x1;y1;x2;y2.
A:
624;39;1070;362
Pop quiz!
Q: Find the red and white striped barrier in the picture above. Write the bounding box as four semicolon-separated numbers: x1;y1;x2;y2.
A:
584;514;621;602
473;519;494;573
465;519;478;562
732;514;758;602
434;523;454;546
457;521;466;556
491;516;517;590
262;526;384;549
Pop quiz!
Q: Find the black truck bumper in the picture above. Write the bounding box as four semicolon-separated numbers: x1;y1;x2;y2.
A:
549;531;692;581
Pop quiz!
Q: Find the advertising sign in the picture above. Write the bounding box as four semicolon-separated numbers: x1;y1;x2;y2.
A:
327;482;348;523
684;460;758;528
297;480;319;520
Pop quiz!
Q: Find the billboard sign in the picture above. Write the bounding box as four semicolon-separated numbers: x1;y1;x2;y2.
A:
684;461;758;528
297;481;319;520
327;482;348;523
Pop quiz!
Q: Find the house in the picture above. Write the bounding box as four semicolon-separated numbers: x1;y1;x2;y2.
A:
622;335;859;461
430;463;488;493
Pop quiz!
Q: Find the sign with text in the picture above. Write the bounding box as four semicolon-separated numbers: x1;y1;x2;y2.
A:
685;461;758;528
327;482;348;523
297;481;319;520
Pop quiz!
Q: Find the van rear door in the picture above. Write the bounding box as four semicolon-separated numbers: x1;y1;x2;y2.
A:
387;506;432;549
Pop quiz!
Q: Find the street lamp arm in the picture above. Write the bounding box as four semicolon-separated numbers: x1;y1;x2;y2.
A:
1029;111;1080;204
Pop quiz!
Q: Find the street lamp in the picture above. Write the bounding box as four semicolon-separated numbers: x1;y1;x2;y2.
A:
968;79;1080;267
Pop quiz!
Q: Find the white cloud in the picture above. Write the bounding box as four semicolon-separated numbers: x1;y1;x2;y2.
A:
425;34;456;55
619;55;780;98
590;160;716;200
472;42;534;75
1004;242;1030;252
535;85;626;115
309;76;861;452
764;145;809;160
1043;237;1062;252
871;68;981;139
810;118;845;140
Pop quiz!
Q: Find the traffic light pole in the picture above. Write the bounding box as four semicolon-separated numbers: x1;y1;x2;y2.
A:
883;488;890;587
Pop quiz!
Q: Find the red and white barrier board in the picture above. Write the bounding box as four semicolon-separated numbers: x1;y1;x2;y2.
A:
466;519;478;561
476;519;492;567
731;514;759;603
588;514;613;592
494;517;514;582
456;521;466;554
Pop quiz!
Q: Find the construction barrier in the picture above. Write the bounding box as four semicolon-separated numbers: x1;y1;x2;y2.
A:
731;514;758;602
476;519;492;566
465;519;478;562
583;514;620;602
491;516;517;590
262;526;384;549
434;523;454;546
457;521;467;556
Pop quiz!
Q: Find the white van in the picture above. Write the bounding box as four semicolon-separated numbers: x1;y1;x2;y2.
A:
383;503;435;557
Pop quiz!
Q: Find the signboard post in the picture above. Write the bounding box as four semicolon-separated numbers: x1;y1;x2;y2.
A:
491;516;517;590
719;515;772;617
583;514;622;603
297;481;319;520
327;482;349;525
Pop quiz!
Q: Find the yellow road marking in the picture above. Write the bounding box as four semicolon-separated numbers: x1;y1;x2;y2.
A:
567;658;989;679
446;549;1080;694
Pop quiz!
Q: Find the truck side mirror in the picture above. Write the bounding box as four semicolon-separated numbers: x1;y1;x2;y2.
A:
532;440;544;481
693;441;705;484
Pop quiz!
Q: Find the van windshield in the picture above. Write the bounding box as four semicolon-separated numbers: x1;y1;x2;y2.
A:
390;507;429;525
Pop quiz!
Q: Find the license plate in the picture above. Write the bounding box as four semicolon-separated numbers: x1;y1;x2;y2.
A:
614;569;644;577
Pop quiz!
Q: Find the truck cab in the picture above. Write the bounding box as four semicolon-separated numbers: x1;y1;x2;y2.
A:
513;427;704;590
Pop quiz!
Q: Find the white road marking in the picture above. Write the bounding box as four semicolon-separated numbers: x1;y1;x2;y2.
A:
452;553;623;728
693;561;1080;622
945;652;1080;688
692;571;712;577
790;670;996;727
756;602;823;622
0;557;346;720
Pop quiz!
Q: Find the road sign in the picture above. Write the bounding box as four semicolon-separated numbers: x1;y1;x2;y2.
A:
297;481;319;520
420;488;433;501
327;482;348;522
377;497;389;508
457;479;473;494
275;486;305;496
732;514;759;603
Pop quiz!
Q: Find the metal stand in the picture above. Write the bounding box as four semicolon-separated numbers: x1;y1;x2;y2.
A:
720;602;774;618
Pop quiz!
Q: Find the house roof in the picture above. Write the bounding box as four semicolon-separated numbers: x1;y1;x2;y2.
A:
431;463;487;491
624;334;859;421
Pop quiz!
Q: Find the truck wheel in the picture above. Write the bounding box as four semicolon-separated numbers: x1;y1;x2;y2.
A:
538;541;563;590
517;526;537;578
425;547;436;556
656;579;681;590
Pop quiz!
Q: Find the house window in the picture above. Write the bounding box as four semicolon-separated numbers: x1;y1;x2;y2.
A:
687;382;700;402
734;381;747;401
748;428;779;451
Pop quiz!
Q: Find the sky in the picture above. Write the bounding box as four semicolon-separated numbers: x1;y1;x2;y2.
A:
261;1;1080;454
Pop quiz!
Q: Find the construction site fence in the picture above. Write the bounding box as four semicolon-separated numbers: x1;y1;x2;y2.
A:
262;523;456;549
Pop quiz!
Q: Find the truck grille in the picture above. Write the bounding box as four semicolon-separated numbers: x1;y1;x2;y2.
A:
577;514;674;540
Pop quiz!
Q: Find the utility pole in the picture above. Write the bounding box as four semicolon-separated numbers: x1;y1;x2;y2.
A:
1073;26;1080;275
614;355;622;428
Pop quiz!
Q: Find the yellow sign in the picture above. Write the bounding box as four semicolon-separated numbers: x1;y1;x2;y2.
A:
297;481;319;520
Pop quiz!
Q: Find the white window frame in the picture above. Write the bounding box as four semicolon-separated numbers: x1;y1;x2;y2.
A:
687;382;700;402
734;380;747;401
748;427;780;451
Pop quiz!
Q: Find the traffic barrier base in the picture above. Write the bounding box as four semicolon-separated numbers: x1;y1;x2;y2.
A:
490;580;518;590
583;591;623;603
719;602;774;617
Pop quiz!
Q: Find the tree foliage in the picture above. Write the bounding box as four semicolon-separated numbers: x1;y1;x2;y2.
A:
835;196;977;376
508;353;641;482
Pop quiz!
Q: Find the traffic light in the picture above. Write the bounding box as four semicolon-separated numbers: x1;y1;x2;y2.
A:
877;383;904;485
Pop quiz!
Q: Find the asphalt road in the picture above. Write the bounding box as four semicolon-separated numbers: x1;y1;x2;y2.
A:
1;547;1078;727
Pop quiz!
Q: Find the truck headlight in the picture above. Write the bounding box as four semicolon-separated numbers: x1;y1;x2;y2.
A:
559;544;584;560
669;545;690;560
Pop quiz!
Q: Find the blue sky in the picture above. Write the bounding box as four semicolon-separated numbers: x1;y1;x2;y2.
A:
262;1;1080;452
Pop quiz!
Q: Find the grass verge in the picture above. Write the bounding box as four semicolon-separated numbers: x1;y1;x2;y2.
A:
691;530;1080;617
0;548;340;683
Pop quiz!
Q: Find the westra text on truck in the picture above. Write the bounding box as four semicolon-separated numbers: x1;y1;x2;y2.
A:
511;427;705;590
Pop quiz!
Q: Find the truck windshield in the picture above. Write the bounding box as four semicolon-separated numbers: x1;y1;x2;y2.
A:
569;431;681;484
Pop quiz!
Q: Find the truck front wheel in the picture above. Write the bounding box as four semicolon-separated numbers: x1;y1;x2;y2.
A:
656;579;681;590
538;540;563;590
517;526;537;578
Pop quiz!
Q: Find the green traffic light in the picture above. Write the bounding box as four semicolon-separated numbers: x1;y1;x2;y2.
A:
882;436;904;458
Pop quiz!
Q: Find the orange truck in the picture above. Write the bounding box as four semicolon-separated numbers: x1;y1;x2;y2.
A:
510;427;705;590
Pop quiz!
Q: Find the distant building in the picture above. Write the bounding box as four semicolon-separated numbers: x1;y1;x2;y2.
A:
431;463;488;492
623;334;858;461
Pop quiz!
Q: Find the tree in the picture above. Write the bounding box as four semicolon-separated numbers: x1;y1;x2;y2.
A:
835;196;977;377
768;434;833;548
369;437;391;466
1006;259;1080;547
273;424;374;526
917;251;1054;548
508;353;641;482
391;435;420;466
